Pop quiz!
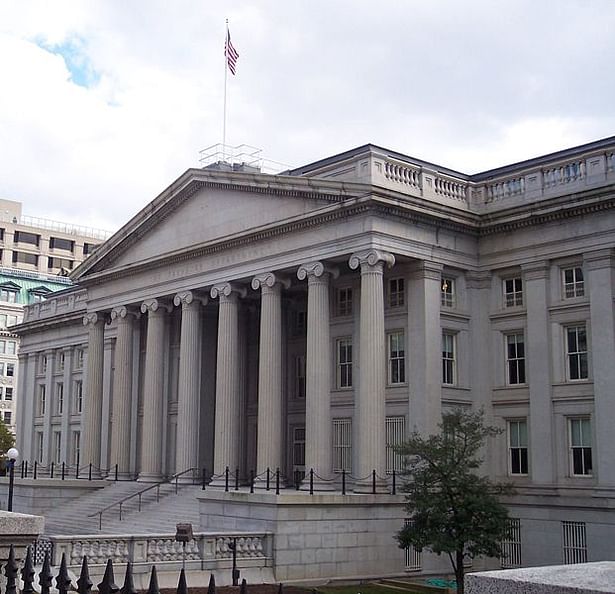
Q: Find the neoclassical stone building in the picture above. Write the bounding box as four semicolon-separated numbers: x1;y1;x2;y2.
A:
13;136;615;572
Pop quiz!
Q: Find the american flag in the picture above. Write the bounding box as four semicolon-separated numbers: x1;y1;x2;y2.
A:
225;28;239;75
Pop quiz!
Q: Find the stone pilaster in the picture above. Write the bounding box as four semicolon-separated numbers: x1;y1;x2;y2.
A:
138;298;171;481
42;350;55;466
82;313;106;477
210;283;246;481
60;347;72;463
174;290;206;478
522;261;554;484
109;306;139;479
585;250;615;486
252;272;290;479
297;261;338;490
349;249;395;492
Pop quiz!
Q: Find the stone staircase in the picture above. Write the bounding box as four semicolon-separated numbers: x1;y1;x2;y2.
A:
43;481;202;536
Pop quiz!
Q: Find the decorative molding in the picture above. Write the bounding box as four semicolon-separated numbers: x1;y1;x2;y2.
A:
297;261;340;281
110;306;141;322
348;249;395;271
140;298;173;315
251;272;291;291
173;290;208;308
210;282;247;300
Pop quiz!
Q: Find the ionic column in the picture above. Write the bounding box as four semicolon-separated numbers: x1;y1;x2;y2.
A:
252;272;290;479
138;298;171;481
349;249;395;492
109;306;139;479
174;290;206;478
210;283;246;482
297;261;338;490
82;313;106;477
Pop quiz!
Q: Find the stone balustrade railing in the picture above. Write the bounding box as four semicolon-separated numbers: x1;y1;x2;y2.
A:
22;288;87;324
46;532;272;568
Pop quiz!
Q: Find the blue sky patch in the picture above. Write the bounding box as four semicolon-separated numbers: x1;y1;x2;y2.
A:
35;36;100;89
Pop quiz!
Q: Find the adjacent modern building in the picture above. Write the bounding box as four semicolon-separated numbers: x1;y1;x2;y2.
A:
11;136;615;577
0;199;110;435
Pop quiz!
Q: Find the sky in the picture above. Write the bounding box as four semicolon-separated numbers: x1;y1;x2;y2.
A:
1;0;614;232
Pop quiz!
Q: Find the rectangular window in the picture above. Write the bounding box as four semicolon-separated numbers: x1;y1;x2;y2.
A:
562;521;587;564
336;338;353;388
49;237;74;252
441;277;455;307
504;277;523;307
0;341;5;355
332;418;352;472
6;340;15;355
36;432;44;463
292;426;305;470
388;331;406;385
71;431;80;466
83;242;96;255
294;355;306;399
0;315;6;329
3;411;12;425
48;257;74;270
292;310;307;337
566;325;588;380
569;418;592;476
0;289;18;303
563;267;585;299
4;387;13;401
404;519;423;571
38;385;46;416
12;251;38;266
74;380;83;413
506;333;526;385
508;420;528;475
386;416;406;474
336;287;353;316
53;431;62;464
388;278;405;308
14;231;40;246
6;363;14;377
501;518;522;568
58;352;65;371
75;349;84;369
0;363;4;376
56;382;64;415
7;315;17;327
442;332;456;385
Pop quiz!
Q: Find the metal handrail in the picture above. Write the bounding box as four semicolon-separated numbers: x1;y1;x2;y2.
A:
88;467;199;530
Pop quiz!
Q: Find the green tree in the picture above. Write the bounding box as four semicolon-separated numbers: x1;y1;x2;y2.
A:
0;418;15;474
397;409;513;594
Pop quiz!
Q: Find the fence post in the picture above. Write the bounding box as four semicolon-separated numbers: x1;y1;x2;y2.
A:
266;467;270;491
202;468;207;490
309;469;314;495
88;463;92;481
342;469;346;495
20;460;25;479
392;469;396;495
50;462;55;479
250;470;254;493
372;469;376;494
56;553;71;594
34;461;38;480
115;464;118;482
77;555;93;594
147;566;159;594
5;545;18;594
235;467;239;491
76;452;80;479
21;545;35;594
175;473;179;495
62;462;66;481
276;468;280;495
40;551;53;594
225;466;229;492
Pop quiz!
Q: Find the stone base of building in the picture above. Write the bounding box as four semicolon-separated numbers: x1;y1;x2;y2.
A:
198;490;414;582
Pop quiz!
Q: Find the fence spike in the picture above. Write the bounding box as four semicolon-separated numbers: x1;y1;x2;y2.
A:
277;584;283;594
21;546;36;594
240;578;248;594
176;568;188;594
147;565;160;594
4;545;18;594
120;562;136;594
77;556;93;594
207;573;216;594
56;553;72;594
97;559;119;594
40;551;53;594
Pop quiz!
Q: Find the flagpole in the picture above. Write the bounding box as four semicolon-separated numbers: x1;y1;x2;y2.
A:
222;19;228;162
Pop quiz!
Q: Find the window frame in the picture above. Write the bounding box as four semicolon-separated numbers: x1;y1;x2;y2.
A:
565;324;589;381
562;266;585;299
506;333;526;385
441;277;456;308
332;418;352;473
442;332;456;385
336;337;353;389
568;417;592;477
387;330;406;385
503;277;523;308
336;287;353;317
388;277;405;308
507;419;529;476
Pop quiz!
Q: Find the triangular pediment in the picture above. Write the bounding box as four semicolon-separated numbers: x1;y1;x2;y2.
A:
75;168;361;279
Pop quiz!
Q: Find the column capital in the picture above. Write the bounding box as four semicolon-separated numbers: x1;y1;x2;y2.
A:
349;249;395;272
210;282;247;301
110;306;141;322
140;298;173;315
83;312;107;327
251;272;291;291
173;290;208;308
297;261;340;282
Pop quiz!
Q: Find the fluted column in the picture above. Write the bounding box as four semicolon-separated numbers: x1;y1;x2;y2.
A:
210;283;246;481
109;306;139;479
82;312;106;477
298;261;338;490
252;272;290;479
349;249;395;492
138;298;171;481
174;290;206;478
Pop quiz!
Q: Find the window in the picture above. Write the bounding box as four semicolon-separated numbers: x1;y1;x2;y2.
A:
332;418;352;472
569;418;592;476
336;338;353;388
292;310;307;336
75;349;84;369
39;354;47;374
74;380;83;413
386;416;406;474
404;520;423;571
566;325;588;380
442;332;456;385
508;420;528;475
7;315;17;327
563;267;584;299
6;363;14;377
48;257;73;270
83;242;97;255
501;518;522;568
388;278;405;308
388;331;406;385
56;382;64;415
294;355;306;399
58;352;65;371
441;277;455;307
3;411;12;425
336;287;353;316
36;432;44;463
50;237;74;251
504;277;523;307
506;334;526;385
14;231;40;247
4;387;13;401
562;521;587;564
0;288;18;303
53;431;62;464
38;385;46;416
12;251;38;266
71;431;81;465
6;341;15;355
